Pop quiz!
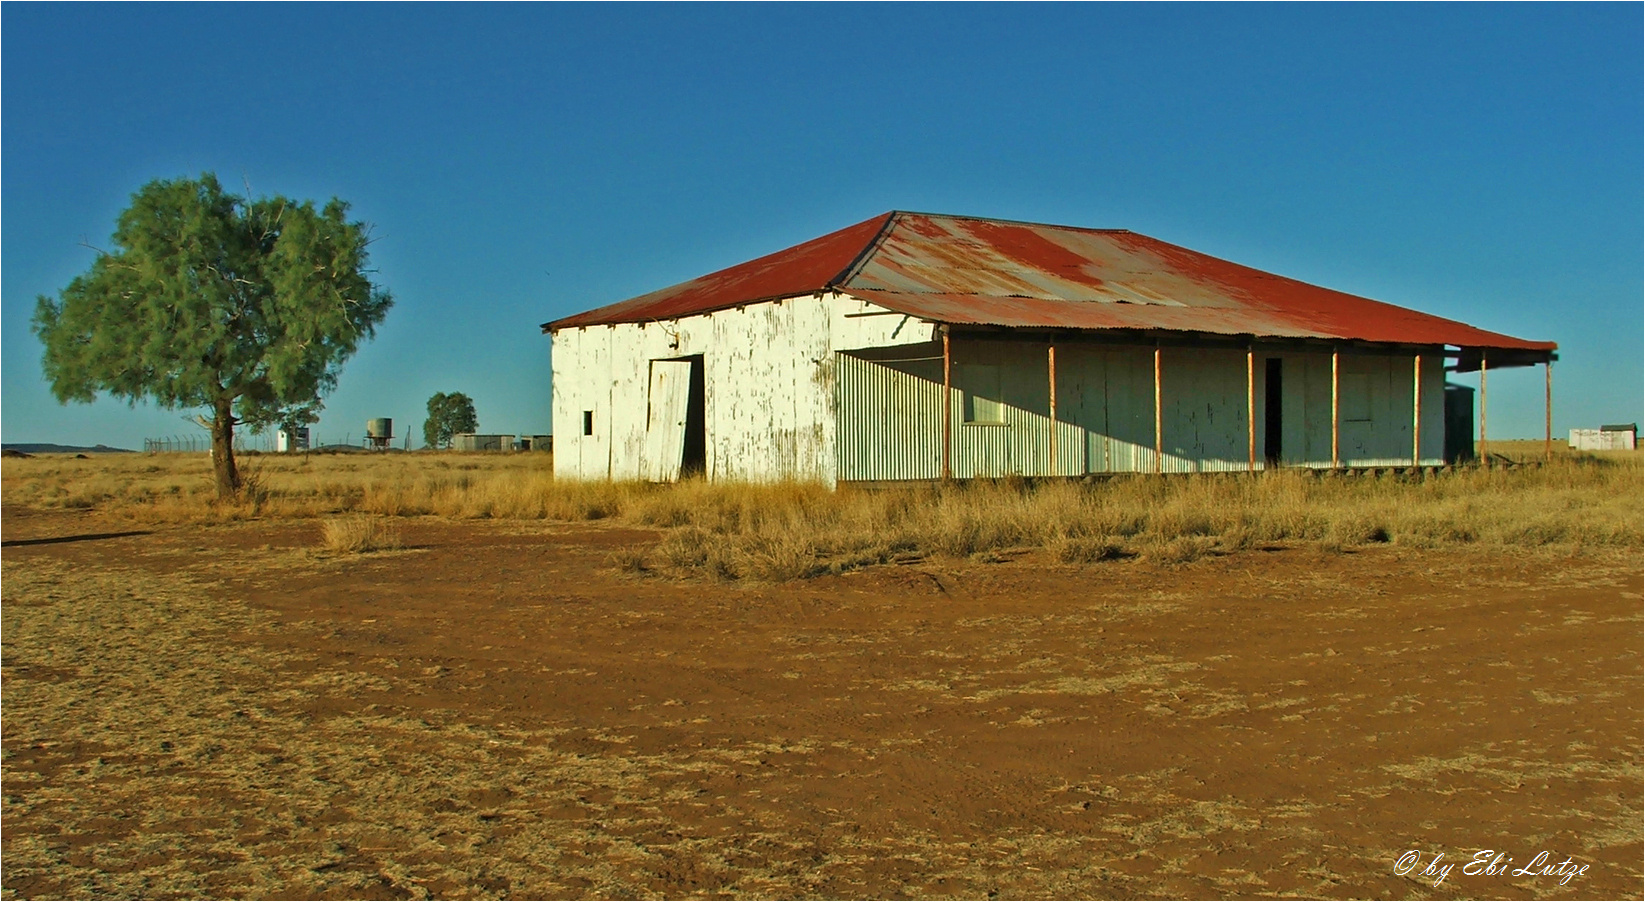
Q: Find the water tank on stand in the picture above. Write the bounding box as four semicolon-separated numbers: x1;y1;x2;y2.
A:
366;418;393;451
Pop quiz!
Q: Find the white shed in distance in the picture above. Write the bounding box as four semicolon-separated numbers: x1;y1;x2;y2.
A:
1570;425;1637;451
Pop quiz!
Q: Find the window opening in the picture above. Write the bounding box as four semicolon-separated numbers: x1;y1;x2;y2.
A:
959;363;1006;424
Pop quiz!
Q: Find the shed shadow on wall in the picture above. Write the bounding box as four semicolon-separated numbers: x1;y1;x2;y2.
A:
836;342;1250;480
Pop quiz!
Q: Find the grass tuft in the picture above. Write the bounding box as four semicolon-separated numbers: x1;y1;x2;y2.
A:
1052;535;1130;564
320;515;402;554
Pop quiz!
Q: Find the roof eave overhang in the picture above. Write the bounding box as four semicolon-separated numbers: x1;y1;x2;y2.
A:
861;302;1557;368
543;287;849;333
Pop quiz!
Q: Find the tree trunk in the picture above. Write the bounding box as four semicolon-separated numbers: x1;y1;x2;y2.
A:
211;398;241;499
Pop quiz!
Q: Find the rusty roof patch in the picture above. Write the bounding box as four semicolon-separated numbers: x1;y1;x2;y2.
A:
543;213;893;330
542;211;1555;357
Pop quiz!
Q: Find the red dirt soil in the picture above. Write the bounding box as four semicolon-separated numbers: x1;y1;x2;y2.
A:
3;508;1640;899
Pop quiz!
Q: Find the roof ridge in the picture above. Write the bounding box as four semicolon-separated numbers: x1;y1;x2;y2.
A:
827;211;901;288
892;210;1133;234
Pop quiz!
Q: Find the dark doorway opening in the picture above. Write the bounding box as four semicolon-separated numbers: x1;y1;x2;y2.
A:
1264;357;1283;465
1443;382;1475;464
681;355;706;476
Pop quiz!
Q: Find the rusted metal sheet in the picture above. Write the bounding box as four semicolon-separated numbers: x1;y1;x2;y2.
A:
545;211;1555;358
842;216;1555;353
544;215;892;330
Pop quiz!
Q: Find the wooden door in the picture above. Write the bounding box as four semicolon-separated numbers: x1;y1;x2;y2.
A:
643;359;692;482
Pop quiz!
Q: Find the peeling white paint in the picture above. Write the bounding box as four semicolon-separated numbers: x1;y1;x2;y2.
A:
552;292;1448;485
551;293;933;484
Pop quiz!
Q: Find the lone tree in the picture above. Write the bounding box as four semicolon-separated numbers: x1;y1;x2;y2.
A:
423;391;478;449
33;174;392;497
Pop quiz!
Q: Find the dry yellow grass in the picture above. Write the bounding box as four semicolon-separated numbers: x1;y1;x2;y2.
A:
319;515;403;554
0;450;570;521
622;458;1641;579
4;448;1639;580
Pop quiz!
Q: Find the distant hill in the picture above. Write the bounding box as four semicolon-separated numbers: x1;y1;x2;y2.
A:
2;443;134;455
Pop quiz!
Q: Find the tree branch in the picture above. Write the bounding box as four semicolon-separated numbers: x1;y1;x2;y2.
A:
78;239;116;259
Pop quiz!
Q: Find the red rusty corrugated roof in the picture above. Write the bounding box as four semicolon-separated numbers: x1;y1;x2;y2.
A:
543;211;1555;357
543;214;893;331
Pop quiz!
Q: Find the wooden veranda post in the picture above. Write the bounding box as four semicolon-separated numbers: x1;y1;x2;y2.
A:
1412;354;1422;467
1331;349;1340;469
1246;347;1255;472
1047;342;1058;476
1479;352;1489;463
942;329;952;480
1153;346;1163;474
1545;361;1553;462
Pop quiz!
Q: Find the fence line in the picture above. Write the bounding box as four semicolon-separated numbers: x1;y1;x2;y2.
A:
143;430;279;454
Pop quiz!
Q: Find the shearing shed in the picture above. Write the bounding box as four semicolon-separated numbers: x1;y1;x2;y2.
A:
542;212;1557;485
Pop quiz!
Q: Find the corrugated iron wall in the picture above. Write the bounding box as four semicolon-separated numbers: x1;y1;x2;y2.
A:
836;338;1447;480
835;352;945;481
834;346;1085;481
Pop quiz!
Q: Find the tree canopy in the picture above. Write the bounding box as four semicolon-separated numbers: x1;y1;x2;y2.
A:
424;392;479;449
33;173;392;497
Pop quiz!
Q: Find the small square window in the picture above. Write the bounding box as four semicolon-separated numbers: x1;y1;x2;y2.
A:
582;410;594;436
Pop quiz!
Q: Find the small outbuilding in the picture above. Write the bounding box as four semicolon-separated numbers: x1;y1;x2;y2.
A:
452;433;516;452
276;427;310;453
543;212;1556;485
1569;425;1637;452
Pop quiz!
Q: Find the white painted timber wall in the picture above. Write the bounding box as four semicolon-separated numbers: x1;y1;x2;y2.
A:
550;293;936;484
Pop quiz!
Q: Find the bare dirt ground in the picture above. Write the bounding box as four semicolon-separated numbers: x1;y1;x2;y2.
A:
3;508;1640;900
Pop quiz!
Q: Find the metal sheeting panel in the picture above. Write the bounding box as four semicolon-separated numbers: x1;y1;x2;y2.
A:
1057;344;1255;475
581;329;614;478
952;418;1087;478
453;434;514;452
948;340;1085;478
545;215;891;330
836;338;1448;479
1292;351;1444;467
835;352;944;481
836;346;1086;481
546;211;1553;358
843;214;1550;350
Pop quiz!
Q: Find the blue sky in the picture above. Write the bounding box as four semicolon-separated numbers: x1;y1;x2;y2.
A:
4;3;1639;448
